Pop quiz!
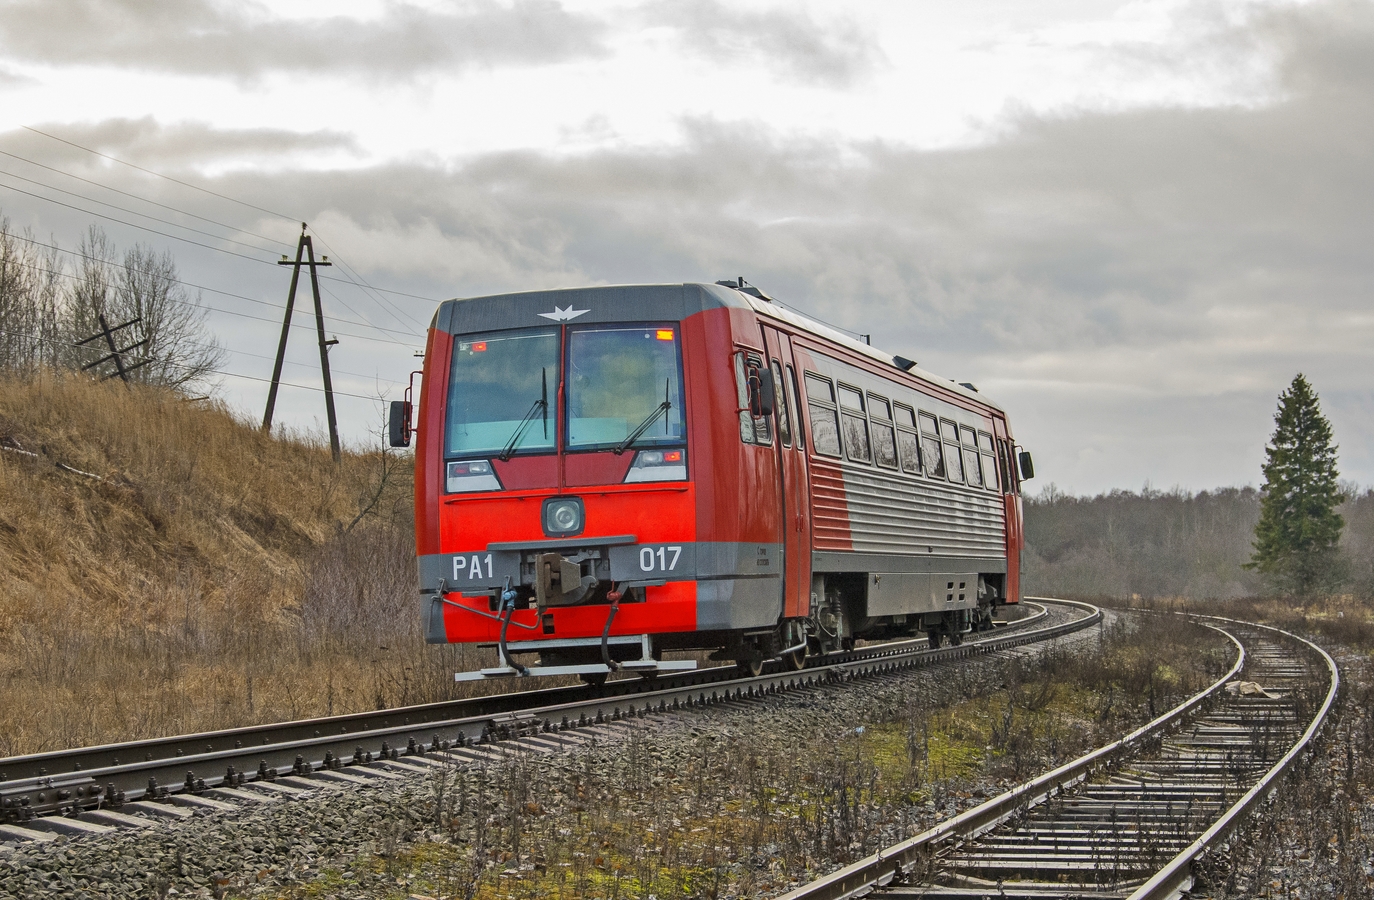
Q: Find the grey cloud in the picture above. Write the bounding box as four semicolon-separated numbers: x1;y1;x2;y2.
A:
16;118;363;168
0;0;607;81
0;66;35;87
2;1;1370;491
642;0;884;88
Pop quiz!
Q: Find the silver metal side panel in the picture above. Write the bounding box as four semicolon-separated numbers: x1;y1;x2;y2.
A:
866;572;977;617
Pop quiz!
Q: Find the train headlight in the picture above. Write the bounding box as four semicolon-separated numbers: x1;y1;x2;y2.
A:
446;459;501;493
542;497;584;537
624;448;687;483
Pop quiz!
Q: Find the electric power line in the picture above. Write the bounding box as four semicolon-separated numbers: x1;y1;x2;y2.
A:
0;167;289;256
0;162;426;338
0;146;297;250
0;325;401;403
23;125;298;223
2;230;423;345
17;126;443;304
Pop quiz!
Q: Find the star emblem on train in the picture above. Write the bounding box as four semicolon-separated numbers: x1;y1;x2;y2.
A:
537;305;590;322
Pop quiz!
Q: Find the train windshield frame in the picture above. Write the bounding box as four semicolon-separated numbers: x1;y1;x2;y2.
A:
443;322;687;459
445;327;560;458
565;323;686;453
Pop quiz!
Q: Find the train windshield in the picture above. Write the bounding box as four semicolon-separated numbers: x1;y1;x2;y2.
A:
446;328;560;457
566;324;685;451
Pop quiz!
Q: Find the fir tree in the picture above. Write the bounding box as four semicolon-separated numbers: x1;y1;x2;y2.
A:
1247;374;1344;596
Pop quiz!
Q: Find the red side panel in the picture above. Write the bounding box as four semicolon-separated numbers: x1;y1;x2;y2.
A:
993;416;1022;603
684;307;784;547
415;328;451;558
1003;494;1022;602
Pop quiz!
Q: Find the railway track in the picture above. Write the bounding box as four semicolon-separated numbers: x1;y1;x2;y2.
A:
777;615;1339;900
0;599;1097;842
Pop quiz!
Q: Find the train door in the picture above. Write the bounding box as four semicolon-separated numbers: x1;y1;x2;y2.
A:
993;418;1022;603
761;325;812;619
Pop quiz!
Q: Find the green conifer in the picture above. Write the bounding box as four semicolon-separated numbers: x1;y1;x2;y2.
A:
1247;374;1344;596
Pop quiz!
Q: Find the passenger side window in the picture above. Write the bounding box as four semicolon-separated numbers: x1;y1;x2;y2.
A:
979;431;999;491
919;413;944;479
771;360;791;447
732;351;773;446
838;384;872;463
804;372;842;457
869;394;897;469
941;418;964;482
895;403;920;475
962;427;983;488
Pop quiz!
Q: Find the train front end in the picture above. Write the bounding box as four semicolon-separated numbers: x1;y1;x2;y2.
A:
411;284;742;681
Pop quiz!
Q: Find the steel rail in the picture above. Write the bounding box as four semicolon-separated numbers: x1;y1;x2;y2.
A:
0;602;1049;786
776;612;1338;900
1126;617;1340;900
0;601;1090;829
772;613;1246;900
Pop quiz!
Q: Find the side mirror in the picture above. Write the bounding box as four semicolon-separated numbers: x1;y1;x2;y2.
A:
747;366;776;418
1017;450;1035;481
388;399;413;448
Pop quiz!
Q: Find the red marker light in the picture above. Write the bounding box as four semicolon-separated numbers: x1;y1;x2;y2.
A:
472;341;487;352
655;329;674;341
664;450;682;462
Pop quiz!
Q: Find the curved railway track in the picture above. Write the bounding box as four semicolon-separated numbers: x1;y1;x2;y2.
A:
777;615;1339;900
0;600;1098;842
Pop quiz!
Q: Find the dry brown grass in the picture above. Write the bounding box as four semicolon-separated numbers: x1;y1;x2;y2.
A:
0;370;493;756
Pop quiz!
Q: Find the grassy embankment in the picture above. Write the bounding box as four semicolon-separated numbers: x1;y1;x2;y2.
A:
0;372;485;756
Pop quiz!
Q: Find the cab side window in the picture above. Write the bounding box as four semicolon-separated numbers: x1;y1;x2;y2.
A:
733;351;773;446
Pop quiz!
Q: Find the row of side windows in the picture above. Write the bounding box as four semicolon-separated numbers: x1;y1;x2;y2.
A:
803;371;1003;493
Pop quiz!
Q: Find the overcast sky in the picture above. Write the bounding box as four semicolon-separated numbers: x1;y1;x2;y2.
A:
0;0;1369;495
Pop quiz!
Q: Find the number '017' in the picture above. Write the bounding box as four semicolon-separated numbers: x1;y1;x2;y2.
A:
639;546;681;572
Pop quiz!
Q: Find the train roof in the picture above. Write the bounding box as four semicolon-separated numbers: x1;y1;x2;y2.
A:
433;283;1001;413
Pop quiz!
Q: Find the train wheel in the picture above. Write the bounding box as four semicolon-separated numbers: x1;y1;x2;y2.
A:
927;630;943;650
739;658;764;677
581;672;608;687
783;621;808;670
950;630;964;647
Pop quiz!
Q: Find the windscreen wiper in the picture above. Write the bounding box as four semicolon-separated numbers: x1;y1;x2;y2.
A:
613;379;672;456
498;368;548;462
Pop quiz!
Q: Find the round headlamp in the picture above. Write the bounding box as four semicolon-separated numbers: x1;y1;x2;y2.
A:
542;497;584;537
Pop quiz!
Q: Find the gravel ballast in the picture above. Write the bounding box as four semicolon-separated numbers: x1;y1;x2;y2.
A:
2;606;1236;900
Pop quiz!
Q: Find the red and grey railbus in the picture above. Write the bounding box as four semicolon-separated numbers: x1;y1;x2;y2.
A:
392;281;1034;681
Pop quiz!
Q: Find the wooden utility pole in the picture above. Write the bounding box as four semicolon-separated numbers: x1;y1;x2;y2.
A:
262;224;340;462
78;315;149;382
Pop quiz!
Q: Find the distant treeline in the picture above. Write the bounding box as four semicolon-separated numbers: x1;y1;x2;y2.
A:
1022;485;1374;600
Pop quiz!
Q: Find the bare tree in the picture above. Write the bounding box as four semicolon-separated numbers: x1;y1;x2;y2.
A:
0;216;65;373
64;224;119;372
115;243;224;389
67;225;224;390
